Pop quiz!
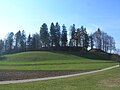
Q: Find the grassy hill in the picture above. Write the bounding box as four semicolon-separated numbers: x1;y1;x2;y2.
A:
0;51;119;90
0;51;117;70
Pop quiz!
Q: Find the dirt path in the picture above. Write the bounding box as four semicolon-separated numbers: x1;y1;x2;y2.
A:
0;65;118;85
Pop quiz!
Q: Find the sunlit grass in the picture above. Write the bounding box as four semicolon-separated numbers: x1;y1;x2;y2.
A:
0;68;120;90
0;51;116;70
0;63;116;70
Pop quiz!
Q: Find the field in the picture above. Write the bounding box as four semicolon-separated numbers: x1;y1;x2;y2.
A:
0;51;116;70
0;51;118;90
0;68;120;90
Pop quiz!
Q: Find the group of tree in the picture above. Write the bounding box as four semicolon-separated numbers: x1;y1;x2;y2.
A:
90;28;116;53
68;24;115;53
0;22;116;54
69;24;89;50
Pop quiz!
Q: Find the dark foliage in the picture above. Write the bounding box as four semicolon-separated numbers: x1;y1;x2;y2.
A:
0;22;116;56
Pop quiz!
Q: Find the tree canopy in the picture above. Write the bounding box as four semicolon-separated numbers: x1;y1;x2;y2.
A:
0;22;116;54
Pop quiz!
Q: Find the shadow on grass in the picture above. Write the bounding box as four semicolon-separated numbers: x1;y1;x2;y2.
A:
0;56;7;61
53;51;113;61
1;50;114;62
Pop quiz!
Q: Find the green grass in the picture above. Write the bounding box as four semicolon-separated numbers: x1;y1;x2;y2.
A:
0;67;120;90
0;63;116;70
0;51;116;70
0;51;86;65
5;51;83;61
0;51;119;90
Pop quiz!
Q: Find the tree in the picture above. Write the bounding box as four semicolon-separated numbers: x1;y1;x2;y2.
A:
81;26;86;47
108;36;116;53
101;32;107;51
84;32;89;50
15;30;21;51
20;30;26;51
54;22;61;47
40;23;50;47
27;34;32;50
76;26;89;49
93;29;116;53
61;24;67;46
0;40;4;55
76;26;84;47
69;24;76;46
5;32;14;51
93;28;102;49
50;22;55;47
89;34;94;50
31;33;40;50
50;22;61;47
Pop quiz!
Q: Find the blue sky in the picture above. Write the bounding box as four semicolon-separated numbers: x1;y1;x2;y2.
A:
0;0;120;48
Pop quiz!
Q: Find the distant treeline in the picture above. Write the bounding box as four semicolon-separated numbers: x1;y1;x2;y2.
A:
0;22;116;54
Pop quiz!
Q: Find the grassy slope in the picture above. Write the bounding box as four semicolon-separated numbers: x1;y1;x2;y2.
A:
0;51;117;70
0;51;119;89
0;51;88;64
0;63;116;70
0;51;115;63
0;68;120;90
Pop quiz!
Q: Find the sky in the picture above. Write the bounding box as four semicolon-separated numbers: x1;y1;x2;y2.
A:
0;0;120;48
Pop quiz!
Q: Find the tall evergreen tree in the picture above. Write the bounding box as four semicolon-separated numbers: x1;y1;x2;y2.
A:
61;24;67;46
50;22;61;47
55;22;61;47
50;22;55;47
40;23;50;47
15;30;21;51
20;30;26;51
80;26;86;47
84;32;89;50
69;24;76;46
27;34;32;50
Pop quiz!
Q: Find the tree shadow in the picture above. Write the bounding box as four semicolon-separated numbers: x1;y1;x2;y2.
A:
0;56;7;61
53;51;113;61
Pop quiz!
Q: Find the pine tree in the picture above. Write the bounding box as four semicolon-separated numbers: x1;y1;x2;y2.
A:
55;22;61;47
84;32;89;50
15;30;21;51
69;24;76;46
20;30;26;51
61;24;67;46
40;23;50;47
27;34;32;50
50;22;55;47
